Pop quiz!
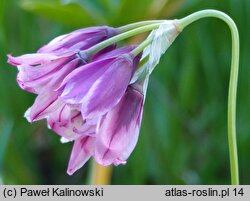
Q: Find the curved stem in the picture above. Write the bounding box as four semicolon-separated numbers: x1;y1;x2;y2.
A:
85;23;163;56
177;9;239;184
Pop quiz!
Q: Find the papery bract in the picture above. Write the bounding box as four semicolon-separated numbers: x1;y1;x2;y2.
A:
140;21;179;74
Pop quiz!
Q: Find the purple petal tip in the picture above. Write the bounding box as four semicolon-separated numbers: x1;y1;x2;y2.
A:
7;54;18;66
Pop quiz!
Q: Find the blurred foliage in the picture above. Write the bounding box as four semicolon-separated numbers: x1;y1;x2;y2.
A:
0;0;249;184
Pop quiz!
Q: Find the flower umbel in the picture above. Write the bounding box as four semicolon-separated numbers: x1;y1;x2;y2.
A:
7;10;239;185
7;21;178;174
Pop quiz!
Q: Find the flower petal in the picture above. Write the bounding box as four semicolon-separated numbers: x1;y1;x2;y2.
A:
47;103;72;127
80;55;137;119
38;26;117;53
67;136;95;175
92;46;135;61
58;54;137;119
48;108;97;141
17;58;81;93
57;57;115;103
17;56;79;93
25;91;62;122
94;85;144;166
7;53;64;66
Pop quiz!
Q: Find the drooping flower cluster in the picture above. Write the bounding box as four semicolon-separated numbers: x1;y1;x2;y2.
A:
8;26;145;175
7;19;180;175
6;9;241;185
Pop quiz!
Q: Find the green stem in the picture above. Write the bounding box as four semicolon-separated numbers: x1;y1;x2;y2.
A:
131;36;153;56
177;9;239;185
85;23;163;56
118;20;165;33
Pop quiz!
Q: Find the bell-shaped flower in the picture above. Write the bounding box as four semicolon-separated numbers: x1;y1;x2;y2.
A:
94;83;144;166
7;26;117;94
37;26;117;54
16;56;82;122
8;53;81;94
57;46;141;119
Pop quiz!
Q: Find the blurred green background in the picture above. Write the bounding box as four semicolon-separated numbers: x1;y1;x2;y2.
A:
0;0;249;184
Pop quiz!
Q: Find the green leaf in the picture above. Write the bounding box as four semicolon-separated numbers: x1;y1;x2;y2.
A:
20;0;98;27
116;0;154;24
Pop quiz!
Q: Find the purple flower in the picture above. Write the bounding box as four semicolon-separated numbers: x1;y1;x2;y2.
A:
94;84;144;166
8;53;81;123
44;46;139;142
8;25;146;175
10;53;80;94
7;26;117;94
47;105;97;141
7;26;117;123
37;26;117;54
57;46;141;119
67;83;144;174
47;46;140;140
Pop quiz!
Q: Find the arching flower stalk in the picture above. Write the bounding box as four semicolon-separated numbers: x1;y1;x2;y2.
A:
7;9;239;184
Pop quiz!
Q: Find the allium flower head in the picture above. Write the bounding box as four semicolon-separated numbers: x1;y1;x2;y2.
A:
7;21;179;175
6;9;241;185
